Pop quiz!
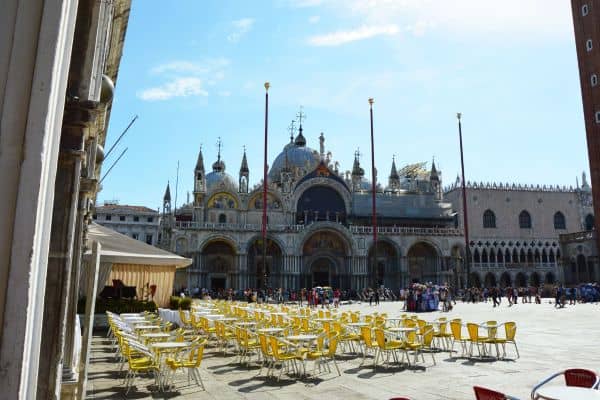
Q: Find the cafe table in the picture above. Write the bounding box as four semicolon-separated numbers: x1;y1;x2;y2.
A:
134;325;161;331
141;333;171;339
346;322;369;328
257;328;284;335
535;386;600;400
287;334;318;342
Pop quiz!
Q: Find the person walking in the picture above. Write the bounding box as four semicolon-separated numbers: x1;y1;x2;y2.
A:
375;289;380;306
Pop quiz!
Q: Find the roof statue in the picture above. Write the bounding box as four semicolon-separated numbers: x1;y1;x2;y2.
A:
397;161;428;179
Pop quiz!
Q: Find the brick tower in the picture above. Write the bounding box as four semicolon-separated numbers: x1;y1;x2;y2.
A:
571;0;600;249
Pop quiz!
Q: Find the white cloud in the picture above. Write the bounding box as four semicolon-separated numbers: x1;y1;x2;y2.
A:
140;58;230;101
228;18;255;43
307;24;399;46
151;58;229;75
308;15;321;24
138;77;208;101
311;0;571;39
218;91;231;97
289;0;323;7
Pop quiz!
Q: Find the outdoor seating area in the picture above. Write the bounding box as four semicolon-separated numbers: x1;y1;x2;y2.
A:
105;300;526;396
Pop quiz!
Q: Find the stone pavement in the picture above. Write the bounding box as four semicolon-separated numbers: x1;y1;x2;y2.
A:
86;300;600;399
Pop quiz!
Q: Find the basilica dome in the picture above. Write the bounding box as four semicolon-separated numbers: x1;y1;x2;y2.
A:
269;130;319;182
205;159;238;192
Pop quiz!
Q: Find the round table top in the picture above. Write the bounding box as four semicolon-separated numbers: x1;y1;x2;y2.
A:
387;327;417;332
257;328;284;333
315;318;334;322
219;317;238;322
134;325;161;330
204;314;224;319
287;335;318;341
235;321;256;326
536;386;600;400
141;333;171;338
151;341;190;349
346;322;369;327
269;312;287;316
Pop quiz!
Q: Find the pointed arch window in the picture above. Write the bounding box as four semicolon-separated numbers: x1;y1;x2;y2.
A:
473;248;481;263
483;209;496;228
553;211;566;230
519;210;532;229
585;214;595;231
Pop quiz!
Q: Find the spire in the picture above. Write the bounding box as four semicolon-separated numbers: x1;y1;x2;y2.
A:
195;145;205;171
430;157;439;181
212;137;225;172
288;120;296;144
319;132;325;159
389;155;399;180
294;107;307;146
164;182;171;201
352;149;364;177
239;146;249;173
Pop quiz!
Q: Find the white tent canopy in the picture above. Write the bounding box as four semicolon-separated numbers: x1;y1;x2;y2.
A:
86;223;191;267
81;223;191;307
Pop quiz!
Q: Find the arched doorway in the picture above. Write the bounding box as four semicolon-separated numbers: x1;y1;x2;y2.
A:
484;272;497;288
302;230;349;288
296;186;346;224
367;240;398;288
470;273;482;288
407;242;439;284
247;238;283;289
201;240;236;291
515;272;527;287
499;272;512;288
545;272;555;285
310;257;336;287
530;272;541;287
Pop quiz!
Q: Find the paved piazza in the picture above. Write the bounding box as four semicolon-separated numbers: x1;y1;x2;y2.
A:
87;301;600;399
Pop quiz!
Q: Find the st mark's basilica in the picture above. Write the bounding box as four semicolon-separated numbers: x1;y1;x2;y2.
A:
159;119;466;292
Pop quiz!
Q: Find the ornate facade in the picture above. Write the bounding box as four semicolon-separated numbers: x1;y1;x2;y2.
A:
445;174;596;288
160;124;464;291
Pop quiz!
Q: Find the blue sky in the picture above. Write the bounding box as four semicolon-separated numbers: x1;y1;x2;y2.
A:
99;0;588;210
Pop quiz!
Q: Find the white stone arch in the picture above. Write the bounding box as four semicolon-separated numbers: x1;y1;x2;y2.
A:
244;233;288;256
198;233;240;255
204;189;242;209
366;236;402;257
404;238;443;258
246;188;287;212
291;178;351;216
297;221;355;256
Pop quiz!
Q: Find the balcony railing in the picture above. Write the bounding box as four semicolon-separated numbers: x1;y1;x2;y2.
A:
173;221;462;236
349;226;462;236
559;230;596;243
471;262;557;270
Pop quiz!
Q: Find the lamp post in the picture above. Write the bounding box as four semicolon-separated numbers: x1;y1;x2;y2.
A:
262;82;270;292
369;98;377;289
457;113;471;289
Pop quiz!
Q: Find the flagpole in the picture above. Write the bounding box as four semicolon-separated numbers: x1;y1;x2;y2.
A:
369;98;377;289
457;112;471;289
262;82;270;292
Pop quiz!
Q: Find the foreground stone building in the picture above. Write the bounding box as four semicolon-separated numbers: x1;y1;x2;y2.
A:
160;128;465;292
0;1;131;398
445;174;596;288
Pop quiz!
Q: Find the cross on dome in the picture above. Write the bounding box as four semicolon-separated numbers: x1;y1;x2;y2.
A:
296;106;306;126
